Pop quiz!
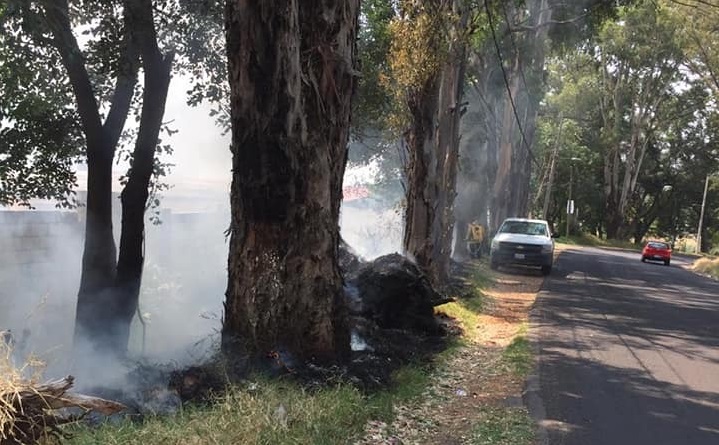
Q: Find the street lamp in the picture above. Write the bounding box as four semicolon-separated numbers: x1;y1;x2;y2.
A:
566;157;581;238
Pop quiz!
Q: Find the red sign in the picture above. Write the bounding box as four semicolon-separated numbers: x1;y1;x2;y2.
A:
343;186;370;202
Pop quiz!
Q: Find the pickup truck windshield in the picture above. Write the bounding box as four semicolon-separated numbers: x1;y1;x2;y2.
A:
498;221;548;236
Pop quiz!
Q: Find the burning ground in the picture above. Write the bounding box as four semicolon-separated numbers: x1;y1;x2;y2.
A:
0;241;545;445
0;244;462;444
62;258;543;445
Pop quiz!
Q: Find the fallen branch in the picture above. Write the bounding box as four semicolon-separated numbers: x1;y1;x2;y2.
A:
1;374;125;445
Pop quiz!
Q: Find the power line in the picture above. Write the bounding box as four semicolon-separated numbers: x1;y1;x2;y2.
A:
502;2;531;105
483;0;540;168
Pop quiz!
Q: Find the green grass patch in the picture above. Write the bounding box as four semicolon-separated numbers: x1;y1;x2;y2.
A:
469;407;535;445
436;263;492;342
68;367;432;445
502;335;532;378
693;257;719;279
437;295;484;332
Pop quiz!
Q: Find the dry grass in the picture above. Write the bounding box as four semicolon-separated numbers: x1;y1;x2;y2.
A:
693;257;719;279
0;344;124;445
559;233;640;251
0;343;52;445
69;368;431;445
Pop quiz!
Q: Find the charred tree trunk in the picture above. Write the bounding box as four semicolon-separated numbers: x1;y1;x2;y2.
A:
44;0;118;337
73;144;119;353
43;0;144;356
45;0;174;356
114;0;174;354
222;1;359;362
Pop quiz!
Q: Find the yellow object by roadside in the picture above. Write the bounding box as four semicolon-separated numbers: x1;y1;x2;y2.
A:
466;222;485;243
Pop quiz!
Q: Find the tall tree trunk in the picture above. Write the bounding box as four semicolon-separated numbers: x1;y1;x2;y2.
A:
113;0;174;354
42;0;144;356
491;52;520;230
434;1;468;281
403;76;441;279
74;144;119;353
403;0;467;285
222;0;359;362
489;0;552;229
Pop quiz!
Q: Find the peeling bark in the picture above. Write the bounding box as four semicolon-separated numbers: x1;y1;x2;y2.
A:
403;0;468;286
222;1;359;361
403;75;441;281
601;57;674;239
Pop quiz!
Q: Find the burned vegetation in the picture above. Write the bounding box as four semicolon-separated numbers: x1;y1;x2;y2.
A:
0;238;467;445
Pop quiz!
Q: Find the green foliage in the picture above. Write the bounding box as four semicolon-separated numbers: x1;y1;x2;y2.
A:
0;0;225;208
353;0;395;135
535;0;719;247
0;3;83;207
666;0;719;95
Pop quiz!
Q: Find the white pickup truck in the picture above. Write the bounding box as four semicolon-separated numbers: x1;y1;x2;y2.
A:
489;218;559;276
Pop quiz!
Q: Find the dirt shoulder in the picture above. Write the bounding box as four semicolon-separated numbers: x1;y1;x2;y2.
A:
356;261;545;445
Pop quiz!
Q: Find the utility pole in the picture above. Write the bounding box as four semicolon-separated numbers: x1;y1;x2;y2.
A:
696;174;710;254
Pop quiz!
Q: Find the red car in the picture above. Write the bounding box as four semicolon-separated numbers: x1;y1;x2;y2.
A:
641;241;671;266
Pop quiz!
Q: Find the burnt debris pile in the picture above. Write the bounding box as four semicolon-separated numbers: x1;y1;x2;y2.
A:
339;243;456;389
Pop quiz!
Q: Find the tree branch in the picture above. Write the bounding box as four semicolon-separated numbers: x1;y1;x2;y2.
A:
103;5;140;149
41;0;107;157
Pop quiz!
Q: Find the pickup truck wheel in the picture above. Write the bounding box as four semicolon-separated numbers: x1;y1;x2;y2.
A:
490;260;499;270
664;259;670;266
541;265;552;276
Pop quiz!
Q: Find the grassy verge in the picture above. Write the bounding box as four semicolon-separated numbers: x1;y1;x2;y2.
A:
68;269;494;445
469;407;535;445
435;264;538;445
436;264;490;343
501;327;532;379
693;257;719;279
558;233;640;251
69;366;431;445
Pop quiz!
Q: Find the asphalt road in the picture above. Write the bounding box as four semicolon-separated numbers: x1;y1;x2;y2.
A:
533;247;719;445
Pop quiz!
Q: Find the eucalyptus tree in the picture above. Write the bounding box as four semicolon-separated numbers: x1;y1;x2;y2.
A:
222;1;361;361
383;0;475;285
